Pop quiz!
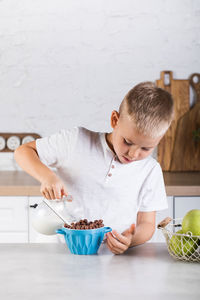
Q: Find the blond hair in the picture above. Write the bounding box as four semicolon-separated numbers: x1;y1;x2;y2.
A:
119;82;174;138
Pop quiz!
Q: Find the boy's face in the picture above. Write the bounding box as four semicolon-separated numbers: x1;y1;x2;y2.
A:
107;111;163;164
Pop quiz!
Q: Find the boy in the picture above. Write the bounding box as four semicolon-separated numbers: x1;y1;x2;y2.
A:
14;82;174;254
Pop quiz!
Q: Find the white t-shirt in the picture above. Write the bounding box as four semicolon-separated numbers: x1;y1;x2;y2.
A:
36;127;168;233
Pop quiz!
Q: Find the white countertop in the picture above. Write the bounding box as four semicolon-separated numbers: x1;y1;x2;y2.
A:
0;243;199;300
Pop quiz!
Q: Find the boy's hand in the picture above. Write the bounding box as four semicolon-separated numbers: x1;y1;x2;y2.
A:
40;174;68;200
106;224;135;254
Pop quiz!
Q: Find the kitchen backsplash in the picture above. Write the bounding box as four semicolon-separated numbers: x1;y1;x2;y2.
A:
0;1;198;171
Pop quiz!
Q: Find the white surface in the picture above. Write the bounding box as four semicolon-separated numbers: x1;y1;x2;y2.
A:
0;243;200;300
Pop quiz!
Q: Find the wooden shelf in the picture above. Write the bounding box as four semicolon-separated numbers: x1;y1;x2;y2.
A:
164;171;200;196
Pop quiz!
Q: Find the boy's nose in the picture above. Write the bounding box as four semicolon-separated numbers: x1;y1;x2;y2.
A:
128;147;140;160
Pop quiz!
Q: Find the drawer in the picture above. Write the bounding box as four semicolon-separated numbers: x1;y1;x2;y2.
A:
0;196;28;242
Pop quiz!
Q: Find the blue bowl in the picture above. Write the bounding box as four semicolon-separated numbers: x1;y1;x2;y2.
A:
56;226;112;255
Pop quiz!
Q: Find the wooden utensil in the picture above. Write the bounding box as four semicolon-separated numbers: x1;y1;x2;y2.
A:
170;73;200;171
157;217;172;229
156;71;190;171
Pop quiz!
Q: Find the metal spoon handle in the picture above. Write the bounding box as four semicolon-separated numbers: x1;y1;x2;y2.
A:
43;199;67;223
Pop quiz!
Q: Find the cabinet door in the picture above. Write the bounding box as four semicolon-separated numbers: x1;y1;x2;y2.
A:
174;197;200;219
29;197;63;243
149;196;173;243
0;196;28;243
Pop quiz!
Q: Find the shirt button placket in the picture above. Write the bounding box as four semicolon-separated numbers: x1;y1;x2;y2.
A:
107;156;116;179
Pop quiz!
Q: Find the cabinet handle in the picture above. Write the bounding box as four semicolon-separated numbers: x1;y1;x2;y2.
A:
29;203;38;209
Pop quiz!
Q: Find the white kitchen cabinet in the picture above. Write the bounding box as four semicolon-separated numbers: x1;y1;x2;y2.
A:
0;196;199;243
0;196;28;243
149;196;173;243
29;197;63;243
174;196;200;219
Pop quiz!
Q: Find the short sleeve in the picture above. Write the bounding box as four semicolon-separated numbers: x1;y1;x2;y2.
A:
36;127;79;168
138;162;168;212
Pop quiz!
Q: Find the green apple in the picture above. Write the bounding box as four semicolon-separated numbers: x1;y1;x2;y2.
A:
182;209;200;236
169;230;198;256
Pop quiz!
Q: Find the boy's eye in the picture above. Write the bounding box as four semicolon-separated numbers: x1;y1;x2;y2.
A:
141;147;150;152
124;139;132;146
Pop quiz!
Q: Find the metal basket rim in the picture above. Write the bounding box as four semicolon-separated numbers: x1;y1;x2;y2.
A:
159;218;200;238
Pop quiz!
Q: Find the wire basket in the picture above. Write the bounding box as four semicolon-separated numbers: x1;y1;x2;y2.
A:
158;217;200;262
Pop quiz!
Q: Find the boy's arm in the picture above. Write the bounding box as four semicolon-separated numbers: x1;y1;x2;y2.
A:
14;141;54;183
106;211;155;254
14;141;68;199
129;211;155;247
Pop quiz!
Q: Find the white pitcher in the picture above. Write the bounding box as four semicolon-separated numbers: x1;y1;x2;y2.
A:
31;196;83;235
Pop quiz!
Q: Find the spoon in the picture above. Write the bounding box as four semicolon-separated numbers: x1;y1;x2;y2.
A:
43;198;70;225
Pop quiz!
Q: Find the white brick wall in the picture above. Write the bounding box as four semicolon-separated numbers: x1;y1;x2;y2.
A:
0;0;200;169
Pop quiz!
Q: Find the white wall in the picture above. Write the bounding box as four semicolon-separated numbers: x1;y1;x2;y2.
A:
0;0;200;169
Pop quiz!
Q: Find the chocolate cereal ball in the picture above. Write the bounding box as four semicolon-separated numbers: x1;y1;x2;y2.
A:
64;219;104;230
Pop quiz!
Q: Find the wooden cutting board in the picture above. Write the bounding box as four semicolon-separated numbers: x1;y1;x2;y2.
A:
156;71;190;171
170;73;200;171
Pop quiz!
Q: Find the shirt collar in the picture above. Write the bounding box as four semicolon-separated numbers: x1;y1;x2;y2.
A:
100;132;117;159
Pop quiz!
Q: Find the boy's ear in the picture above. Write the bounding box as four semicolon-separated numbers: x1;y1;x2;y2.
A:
110;110;120;129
